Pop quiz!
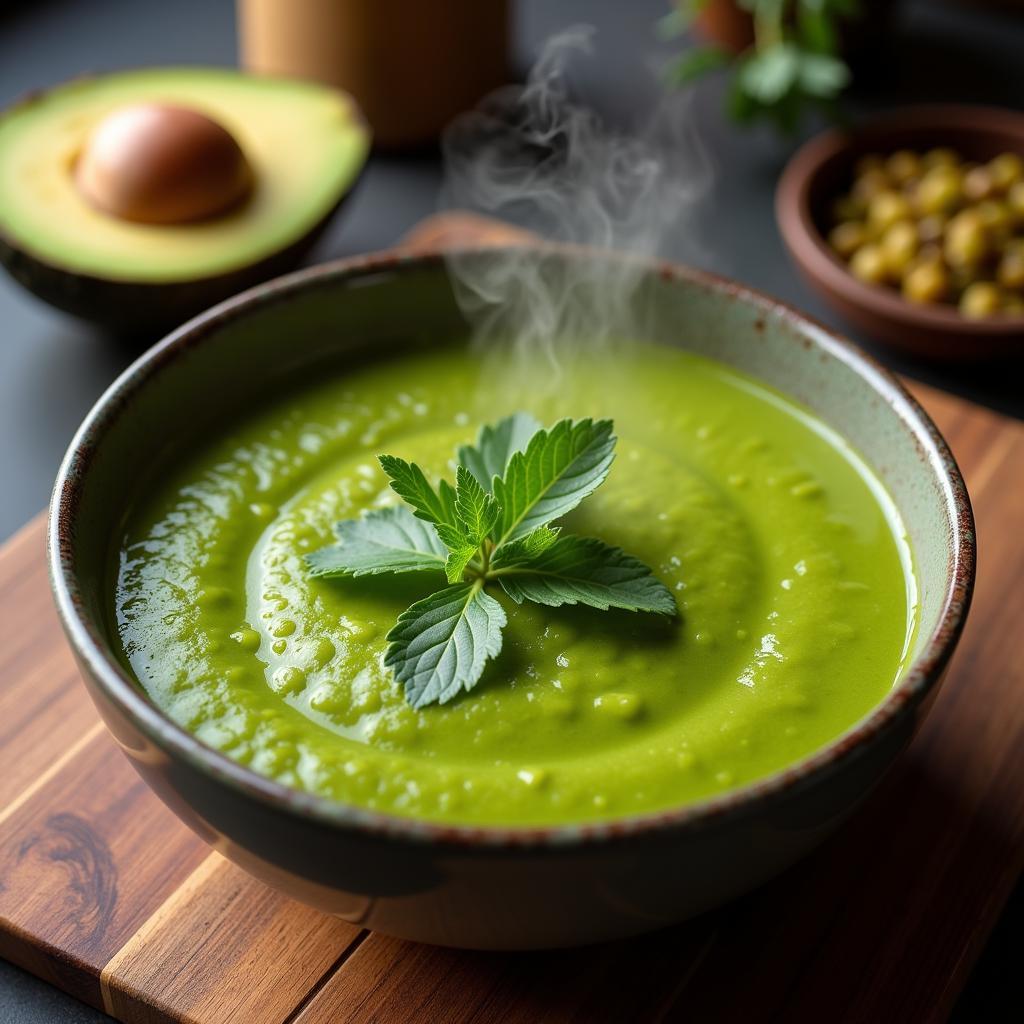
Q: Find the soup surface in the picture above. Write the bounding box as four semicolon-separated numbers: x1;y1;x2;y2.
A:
115;341;916;825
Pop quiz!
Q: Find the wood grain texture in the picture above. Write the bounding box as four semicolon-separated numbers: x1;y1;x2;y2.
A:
101;855;362;1024
0;522;99;811
0;380;1020;1024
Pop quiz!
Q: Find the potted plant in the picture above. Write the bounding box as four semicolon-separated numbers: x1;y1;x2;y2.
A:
661;0;882;133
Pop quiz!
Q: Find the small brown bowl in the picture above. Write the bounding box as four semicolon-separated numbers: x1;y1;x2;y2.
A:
776;105;1024;361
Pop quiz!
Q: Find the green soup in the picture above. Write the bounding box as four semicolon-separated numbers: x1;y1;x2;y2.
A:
115;341;916;825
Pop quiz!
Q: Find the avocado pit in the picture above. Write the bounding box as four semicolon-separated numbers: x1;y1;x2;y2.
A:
74;103;253;225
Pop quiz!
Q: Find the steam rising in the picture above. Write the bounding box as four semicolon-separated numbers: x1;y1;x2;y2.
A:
441;26;710;375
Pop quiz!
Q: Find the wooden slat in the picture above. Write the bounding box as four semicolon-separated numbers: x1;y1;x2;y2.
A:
0;719;210;1007
293;927;717;1024
102;855;362;1024
0;379;1021;1024
0;524;99;809
0;523;366;1022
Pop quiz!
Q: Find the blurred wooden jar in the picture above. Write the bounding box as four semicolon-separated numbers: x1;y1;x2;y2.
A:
238;0;510;149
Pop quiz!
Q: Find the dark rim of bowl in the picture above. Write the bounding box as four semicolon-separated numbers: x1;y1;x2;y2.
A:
48;242;977;849
776;103;1024;336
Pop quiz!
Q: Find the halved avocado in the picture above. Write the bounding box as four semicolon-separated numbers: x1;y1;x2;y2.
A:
0;67;369;333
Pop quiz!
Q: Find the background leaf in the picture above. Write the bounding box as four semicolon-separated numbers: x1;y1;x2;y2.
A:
496;535;677;614
739;44;801;104
305;506;447;578
667;46;731;86
798;52;850;97
385;583;506;708
458;412;541;492
492;418;616;546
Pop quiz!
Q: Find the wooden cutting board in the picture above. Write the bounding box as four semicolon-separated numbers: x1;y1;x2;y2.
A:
1;332;1023;1022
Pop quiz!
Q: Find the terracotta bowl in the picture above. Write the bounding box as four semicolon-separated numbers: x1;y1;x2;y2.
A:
776;105;1024;361
49;245;975;948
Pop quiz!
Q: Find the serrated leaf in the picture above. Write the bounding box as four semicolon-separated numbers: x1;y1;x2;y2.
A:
384;582;506;709
492;418;616;547
458;412;541;492
490;525;560;568
454;465;500;544
495;535;677;615
444;544;478;584
305;506;448;578
378;455;458;528
434;522;467;549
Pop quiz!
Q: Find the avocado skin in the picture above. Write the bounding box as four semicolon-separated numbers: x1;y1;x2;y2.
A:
0;174;362;337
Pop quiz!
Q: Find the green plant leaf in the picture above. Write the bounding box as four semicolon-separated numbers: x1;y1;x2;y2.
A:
667;46;731;86
434;521;468;549
457;412;541;492
492;418;616;547
738;44;800;104
798;52;850;98
305;506;448;578
309;413;680;709
384;582;506;708
444;543;479;584
454;465;501;544
494;535;677;615
490;525;560;568
797;4;836;53
378;455;458;528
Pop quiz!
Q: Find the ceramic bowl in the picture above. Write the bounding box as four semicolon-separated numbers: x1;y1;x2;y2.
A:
776;105;1024;361
48;246;975;949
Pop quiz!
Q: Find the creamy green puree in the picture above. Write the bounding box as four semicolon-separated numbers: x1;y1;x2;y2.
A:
115;342;916;825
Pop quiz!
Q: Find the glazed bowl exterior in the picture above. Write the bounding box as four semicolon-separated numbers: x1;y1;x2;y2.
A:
776;104;1024;361
49;246;974;949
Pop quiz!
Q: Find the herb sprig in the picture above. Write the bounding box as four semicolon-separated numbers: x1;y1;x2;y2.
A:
307;414;677;709
660;0;859;135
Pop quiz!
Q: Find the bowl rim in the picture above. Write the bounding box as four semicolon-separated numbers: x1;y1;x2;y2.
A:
776;102;1024;337
48;242;976;849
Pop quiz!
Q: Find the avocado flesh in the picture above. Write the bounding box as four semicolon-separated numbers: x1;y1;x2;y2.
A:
0;68;369;329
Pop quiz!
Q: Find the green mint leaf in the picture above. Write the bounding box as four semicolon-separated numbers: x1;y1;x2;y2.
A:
492;418;616;547
444;544;478;584
378;454;458;528
454;465;501;544
495;535;677;615
384;582;506;709
308;414;678;709
434;521;467;549
305;506;447;578
457;412;541;492
490;525;560;568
